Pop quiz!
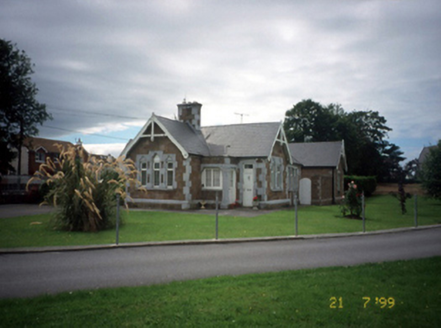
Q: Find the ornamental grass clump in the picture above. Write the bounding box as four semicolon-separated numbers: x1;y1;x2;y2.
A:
340;181;363;219
27;143;145;232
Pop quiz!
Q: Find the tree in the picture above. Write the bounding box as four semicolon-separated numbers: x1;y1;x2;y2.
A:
283;99;339;142
284;99;403;181
380;141;406;181
0;129;16;175
0;39;51;175
420;140;441;199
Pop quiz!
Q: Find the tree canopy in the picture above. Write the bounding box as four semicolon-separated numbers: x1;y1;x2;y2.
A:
284;99;404;181
0;39;51;175
420;140;441;199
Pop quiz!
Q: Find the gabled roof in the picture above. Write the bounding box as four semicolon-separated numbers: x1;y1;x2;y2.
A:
121;114;293;163
156;116;210;156
23;137;74;153
121;115;210;159
201;122;282;157
289;140;347;170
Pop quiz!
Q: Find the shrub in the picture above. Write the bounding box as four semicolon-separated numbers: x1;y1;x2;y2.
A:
340;181;363;218
27;144;145;232
344;176;377;196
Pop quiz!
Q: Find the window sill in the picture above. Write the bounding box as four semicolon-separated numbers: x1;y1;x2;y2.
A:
202;187;223;191
149;186;176;191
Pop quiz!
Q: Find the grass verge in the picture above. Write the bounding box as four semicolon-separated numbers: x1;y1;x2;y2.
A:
1;257;440;327
1;195;440;248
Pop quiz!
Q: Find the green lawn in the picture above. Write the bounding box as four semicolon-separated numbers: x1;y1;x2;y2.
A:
1;195;440;248
1;257;440;327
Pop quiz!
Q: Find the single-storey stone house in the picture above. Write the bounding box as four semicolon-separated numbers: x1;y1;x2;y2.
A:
288;141;347;205
121;101;301;209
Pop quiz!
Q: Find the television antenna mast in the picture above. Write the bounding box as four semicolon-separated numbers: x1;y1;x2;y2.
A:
235;112;249;123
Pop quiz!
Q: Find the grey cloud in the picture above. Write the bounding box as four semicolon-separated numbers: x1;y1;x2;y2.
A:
0;0;440;158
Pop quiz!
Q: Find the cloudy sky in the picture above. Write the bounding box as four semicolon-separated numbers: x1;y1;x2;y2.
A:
2;0;440;160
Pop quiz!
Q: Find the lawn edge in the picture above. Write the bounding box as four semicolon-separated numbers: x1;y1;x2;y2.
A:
1;224;440;255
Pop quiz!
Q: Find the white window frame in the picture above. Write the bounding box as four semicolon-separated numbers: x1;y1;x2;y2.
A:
141;162;147;186
166;158;174;188
153;155;160;187
270;158;283;191
36;151;46;163
202;168;222;190
138;153;177;190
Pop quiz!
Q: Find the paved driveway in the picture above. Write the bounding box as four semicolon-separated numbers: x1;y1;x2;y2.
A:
0;204;54;218
0;204;275;218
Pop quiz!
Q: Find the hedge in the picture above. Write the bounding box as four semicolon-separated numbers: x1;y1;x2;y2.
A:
344;176;377;197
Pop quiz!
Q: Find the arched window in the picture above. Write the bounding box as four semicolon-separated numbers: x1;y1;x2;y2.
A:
270;158;283;191
153;155;160;187
138;152;176;190
141;162;147;185
166;157;174;188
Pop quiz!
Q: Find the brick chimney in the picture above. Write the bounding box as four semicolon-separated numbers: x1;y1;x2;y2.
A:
177;100;202;130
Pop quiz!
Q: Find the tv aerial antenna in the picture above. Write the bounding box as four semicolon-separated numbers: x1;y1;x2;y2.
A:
234;112;249;123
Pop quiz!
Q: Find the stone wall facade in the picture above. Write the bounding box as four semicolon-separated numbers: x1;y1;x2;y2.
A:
300;160;345;205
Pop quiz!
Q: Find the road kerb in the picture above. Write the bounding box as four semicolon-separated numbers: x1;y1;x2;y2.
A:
1;224;440;255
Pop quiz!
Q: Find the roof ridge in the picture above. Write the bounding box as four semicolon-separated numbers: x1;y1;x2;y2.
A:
202;121;280;129
155;115;179;123
289;140;342;145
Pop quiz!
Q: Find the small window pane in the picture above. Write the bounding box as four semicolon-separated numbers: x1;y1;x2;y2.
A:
154;171;160;186
213;169;220;187
206;169;212;187
167;171;173;187
277;165;282;188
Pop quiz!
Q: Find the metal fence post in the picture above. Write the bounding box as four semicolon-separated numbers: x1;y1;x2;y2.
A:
215;192;219;240
116;193;120;245
294;193;298;236
362;192;365;233
414;194;418;228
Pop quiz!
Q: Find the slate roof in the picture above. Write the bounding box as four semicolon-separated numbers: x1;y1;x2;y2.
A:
156;116;210;156
201;122;281;157
289;141;345;168
23;137;74;153
122;114;293;161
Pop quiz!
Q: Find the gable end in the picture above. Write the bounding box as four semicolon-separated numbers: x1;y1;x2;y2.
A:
121;115;189;159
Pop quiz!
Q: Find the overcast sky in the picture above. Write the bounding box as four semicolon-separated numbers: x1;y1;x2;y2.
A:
2;0;440;160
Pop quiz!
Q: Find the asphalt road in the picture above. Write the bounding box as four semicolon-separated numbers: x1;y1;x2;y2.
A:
1;228;440;299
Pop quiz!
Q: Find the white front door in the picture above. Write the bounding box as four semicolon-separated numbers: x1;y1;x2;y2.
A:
243;165;254;207
299;178;311;205
229;169;236;205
